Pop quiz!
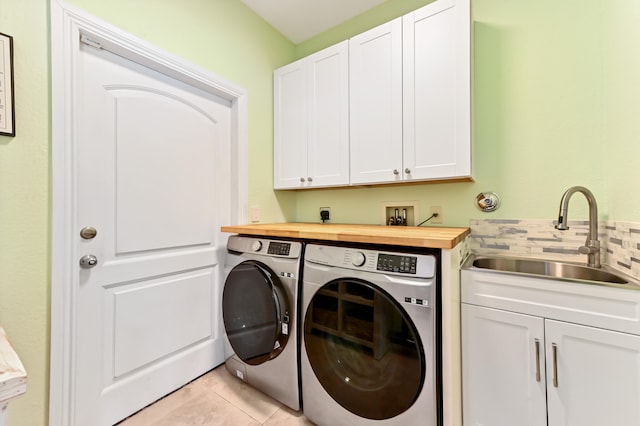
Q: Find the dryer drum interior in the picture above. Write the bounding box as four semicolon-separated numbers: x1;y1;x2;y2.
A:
304;278;426;420
223;260;290;365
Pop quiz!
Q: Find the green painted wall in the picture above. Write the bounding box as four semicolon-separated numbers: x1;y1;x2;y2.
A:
295;0;611;226
1;0;639;424
0;1;51;425
603;0;640;220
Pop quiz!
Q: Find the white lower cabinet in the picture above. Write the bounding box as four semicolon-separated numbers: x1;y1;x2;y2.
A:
461;305;547;426
545;319;640;426
462;272;640;426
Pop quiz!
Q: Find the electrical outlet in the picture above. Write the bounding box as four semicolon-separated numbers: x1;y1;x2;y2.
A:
429;206;443;224
250;206;260;222
320;207;331;223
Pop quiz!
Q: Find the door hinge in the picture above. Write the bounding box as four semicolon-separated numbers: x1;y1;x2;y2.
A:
80;34;103;50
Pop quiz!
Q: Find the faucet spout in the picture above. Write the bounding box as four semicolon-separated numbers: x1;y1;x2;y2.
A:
554;186;600;268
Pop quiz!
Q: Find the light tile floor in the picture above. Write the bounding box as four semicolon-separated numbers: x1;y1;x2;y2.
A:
118;365;315;426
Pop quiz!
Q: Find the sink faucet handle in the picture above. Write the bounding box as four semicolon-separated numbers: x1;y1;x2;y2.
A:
579;238;600;253
579;239;601;268
578;245;597;255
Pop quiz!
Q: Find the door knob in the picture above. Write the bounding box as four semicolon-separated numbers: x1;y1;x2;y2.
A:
79;254;98;269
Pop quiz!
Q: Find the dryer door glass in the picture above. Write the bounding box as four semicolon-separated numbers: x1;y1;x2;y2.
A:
304;278;426;420
223;260;290;365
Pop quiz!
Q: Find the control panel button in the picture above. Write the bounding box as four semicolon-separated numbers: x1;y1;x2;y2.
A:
352;251;366;267
251;240;263;252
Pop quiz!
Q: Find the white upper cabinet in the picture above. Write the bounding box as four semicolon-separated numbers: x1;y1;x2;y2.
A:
274;41;349;189
349;18;403;185
274;0;471;189
403;0;471;181
274;60;308;189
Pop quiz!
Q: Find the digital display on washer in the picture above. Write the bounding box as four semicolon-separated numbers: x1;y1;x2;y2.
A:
377;254;417;274
267;242;291;256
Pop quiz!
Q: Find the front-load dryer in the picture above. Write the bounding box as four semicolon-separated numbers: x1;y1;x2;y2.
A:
222;235;302;410
301;243;441;426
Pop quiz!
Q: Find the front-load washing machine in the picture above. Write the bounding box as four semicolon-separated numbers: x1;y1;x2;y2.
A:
222;235;302;410
301;243;441;426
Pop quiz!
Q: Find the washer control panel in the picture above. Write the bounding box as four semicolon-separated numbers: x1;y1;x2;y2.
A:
227;236;301;259
377;253;417;275
268;241;291;256
307;245;436;279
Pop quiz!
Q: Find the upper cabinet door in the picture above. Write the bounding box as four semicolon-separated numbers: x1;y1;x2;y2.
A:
274;60;309;189
403;0;471;181
307;41;350;187
349;18;403;185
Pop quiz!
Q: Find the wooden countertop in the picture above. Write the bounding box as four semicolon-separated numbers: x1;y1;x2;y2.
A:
221;223;470;249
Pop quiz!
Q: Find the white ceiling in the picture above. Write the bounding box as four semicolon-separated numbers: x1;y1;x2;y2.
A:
241;0;388;44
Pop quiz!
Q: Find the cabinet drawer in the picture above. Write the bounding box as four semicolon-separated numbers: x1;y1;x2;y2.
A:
461;269;640;335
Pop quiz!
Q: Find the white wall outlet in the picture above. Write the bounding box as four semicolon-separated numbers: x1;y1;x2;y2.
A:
429;206;443;224
250;206;260;222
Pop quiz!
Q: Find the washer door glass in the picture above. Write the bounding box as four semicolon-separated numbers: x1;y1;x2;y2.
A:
223;260;290;365
304;278;425;420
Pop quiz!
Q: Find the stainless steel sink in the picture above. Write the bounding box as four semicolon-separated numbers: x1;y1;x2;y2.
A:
470;256;630;285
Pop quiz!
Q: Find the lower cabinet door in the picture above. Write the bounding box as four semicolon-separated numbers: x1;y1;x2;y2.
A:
545;319;640;426
461;304;547;426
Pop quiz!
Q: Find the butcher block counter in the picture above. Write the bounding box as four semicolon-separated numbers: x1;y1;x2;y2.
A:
220;223;469;249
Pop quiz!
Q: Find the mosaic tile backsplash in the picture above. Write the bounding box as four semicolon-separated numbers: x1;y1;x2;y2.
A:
468;219;640;281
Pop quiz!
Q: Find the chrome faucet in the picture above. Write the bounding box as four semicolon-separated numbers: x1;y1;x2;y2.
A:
555;186;601;268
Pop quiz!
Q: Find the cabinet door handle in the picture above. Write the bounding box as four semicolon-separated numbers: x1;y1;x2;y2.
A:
393;169;399;175
300;177;306;183
552;343;559;387
405;168;411;174
307;177;313;182
535;338;541;382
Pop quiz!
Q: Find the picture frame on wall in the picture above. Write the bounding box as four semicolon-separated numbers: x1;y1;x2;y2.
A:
0;32;15;137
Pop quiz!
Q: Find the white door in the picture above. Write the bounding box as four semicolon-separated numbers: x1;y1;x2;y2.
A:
461;304;547;426
545;320;640;426
307;41;350;188
73;37;230;425
274;59;308;189
403;0;471;181
349;18;403;185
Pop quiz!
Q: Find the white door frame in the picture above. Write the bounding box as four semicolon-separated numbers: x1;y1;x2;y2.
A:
49;2;248;424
